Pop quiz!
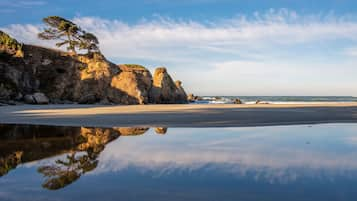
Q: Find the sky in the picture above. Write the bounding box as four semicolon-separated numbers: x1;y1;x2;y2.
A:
1;0;357;96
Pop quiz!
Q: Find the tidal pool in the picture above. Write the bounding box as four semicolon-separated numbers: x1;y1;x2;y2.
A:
1;124;357;201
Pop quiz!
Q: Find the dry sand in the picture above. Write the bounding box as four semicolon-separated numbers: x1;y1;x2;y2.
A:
1;103;357;127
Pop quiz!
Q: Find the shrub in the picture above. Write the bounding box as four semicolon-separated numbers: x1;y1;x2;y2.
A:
0;30;22;52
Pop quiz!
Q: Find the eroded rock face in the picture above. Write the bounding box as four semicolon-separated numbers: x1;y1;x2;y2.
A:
150;67;188;104
0;33;188;105
109;65;152;104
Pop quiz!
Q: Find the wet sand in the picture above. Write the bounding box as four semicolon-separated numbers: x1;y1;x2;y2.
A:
1;103;357;127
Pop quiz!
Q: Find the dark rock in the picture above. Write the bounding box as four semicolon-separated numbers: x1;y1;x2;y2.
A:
233;98;243;104
24;93;49;104
24;94;35;104
78;94;97;104
32;93;49;104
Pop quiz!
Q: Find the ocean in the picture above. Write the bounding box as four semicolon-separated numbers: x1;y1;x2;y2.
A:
193;96;357;104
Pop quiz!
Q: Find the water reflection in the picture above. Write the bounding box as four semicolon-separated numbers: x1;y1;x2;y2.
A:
0;124;165;190
2;124;357;201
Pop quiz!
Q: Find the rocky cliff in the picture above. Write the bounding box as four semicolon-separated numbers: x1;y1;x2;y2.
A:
0;31;188;105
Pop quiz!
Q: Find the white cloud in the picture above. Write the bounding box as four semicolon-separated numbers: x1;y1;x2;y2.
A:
2;9;357;95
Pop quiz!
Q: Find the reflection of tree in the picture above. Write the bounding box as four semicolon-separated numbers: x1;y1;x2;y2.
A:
0;125;153;190
37;127;120;190
38;151;98;190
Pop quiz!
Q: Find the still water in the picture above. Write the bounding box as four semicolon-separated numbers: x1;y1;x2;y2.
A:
1;124;357;201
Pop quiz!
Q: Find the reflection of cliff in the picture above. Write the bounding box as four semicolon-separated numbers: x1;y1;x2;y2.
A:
0;124;82;177
115;127;149;136
0;125;167;189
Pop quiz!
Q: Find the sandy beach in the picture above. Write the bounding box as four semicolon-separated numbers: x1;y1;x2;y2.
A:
1;103;357;127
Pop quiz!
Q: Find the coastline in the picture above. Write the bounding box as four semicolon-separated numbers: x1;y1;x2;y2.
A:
1;103;357;128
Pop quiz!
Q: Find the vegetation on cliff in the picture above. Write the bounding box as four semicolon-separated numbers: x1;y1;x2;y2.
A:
0;31;23;57
38;16;100;54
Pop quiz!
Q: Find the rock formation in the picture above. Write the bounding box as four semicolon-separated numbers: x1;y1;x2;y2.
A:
110;65;152;104
150;67;188;104
0;31;188;105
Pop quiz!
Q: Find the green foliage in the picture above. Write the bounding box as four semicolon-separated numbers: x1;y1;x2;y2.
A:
38;16;100;54
0;30;23;52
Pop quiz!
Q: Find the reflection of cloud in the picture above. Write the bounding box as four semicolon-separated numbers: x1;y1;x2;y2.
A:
89;125;357;183
8;125;357;184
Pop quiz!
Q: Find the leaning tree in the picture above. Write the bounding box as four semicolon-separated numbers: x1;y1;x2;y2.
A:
38;16;100;54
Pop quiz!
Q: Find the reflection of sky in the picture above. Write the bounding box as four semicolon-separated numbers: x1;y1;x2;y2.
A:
3;124;357;201
91;124;357;182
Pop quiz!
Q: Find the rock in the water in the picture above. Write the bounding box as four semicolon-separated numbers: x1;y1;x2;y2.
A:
150;67;188;104
233;98;243;104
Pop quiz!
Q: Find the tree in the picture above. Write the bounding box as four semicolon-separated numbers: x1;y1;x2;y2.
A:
38;16;100;54
79;32;100;53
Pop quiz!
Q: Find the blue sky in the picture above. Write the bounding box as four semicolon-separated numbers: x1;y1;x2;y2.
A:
1;0;357;96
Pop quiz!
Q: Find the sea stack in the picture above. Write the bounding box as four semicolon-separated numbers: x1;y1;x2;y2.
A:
150;67;188;104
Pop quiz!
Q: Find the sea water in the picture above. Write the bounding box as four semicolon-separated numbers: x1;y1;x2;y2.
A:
193;96;357;104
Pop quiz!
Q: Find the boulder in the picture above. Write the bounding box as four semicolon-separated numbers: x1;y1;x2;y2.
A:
32;93;49;104
24;94;35;104
24;93;49;104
